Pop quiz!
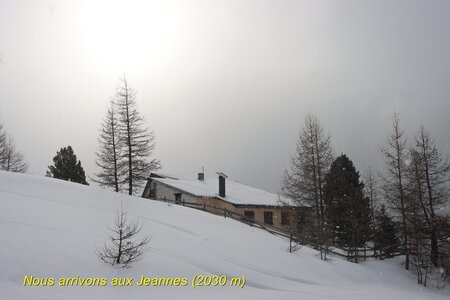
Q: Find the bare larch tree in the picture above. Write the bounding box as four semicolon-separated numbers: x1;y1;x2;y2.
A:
0;123;28;173
113;76;161;195
282;113;333;259
0;123;6;160
94;101;125;192
381;112;410;270
1;135;28;173
97;204;151;268
409;126;450;268
363;165;379;256
364;165;379;226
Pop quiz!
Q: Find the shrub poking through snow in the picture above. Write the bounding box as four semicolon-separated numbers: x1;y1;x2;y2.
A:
97;204;150;268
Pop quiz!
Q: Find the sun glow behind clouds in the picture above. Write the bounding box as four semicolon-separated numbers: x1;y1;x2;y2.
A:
79;0;187;73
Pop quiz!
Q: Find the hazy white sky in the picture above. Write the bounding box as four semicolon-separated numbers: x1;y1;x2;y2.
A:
0;0;449;193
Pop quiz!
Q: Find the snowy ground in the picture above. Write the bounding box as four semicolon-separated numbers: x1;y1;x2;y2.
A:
0;171;449;300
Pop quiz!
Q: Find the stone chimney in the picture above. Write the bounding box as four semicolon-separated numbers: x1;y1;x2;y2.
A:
198;166;205;181
216;172;228;197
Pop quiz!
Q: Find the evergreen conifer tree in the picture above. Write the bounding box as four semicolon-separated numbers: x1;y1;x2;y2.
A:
373;204;400;258
324;154;371;256
46;146;88;185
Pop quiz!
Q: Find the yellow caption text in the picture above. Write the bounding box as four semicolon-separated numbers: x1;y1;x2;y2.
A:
23;275;246;289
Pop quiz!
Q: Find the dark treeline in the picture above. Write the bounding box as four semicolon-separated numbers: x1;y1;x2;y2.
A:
283;112;450;287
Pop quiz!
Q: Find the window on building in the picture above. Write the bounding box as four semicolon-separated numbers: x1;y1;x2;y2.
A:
264;211;273;225
297;211;306;225
244;211;255;221
281;211;290;226
174;193;182;204
149;182;157;198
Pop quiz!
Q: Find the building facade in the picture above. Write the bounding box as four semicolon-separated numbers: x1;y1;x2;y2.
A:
142;172;311;234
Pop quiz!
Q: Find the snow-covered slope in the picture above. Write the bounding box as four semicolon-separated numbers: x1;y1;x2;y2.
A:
0;171;448;300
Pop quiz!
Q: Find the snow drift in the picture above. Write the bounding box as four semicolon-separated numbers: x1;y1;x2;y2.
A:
0;171;448;299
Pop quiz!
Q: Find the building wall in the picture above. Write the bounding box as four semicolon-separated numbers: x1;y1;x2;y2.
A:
193;197;308;234
152;181;198;204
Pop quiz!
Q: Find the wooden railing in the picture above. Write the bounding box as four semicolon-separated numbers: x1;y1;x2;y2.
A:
149;196;403;261
151;196;292;237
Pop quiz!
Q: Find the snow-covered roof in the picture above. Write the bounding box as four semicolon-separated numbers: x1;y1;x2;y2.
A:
150;173;297;207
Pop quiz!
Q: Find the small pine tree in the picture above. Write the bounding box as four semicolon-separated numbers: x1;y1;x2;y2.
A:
46;146;88;185
97;205;150;268
373;204;400;258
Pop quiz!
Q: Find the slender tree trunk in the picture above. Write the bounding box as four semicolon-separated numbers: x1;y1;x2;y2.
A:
315;131;325;219
310;145;321;256
398;174;409;269
369;179;376;258
396;131;409;270
112;137;119;192
124;81;133;196
422;147;439;266
117;229;123;264
314;132;326;259
6;149;11;171
111;109;119;193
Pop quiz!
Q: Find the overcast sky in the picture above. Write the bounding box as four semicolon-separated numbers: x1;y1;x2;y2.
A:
0;0;449;193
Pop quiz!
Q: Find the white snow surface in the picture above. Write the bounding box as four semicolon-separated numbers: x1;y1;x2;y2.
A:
0;171;449;300
152;174;294;206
